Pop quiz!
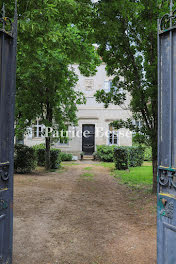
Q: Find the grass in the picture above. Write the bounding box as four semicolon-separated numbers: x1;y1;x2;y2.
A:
62;162;80;166
114;163;153;190
84;167;93;171
80;172;94;181
94;162;115;170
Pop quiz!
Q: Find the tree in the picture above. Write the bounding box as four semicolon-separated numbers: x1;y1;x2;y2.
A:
2;0;100;169
93;0;170;193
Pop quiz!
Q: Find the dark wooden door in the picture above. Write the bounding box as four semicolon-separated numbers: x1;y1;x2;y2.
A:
82;125;95;155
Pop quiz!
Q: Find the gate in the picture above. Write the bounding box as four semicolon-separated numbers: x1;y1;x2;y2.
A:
158;1;176;263
0;3;17;264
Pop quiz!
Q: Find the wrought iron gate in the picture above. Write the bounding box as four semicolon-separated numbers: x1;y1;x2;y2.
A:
158;1;176;263
0;3;17;264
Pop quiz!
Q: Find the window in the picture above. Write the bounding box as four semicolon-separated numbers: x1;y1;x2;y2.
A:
33;120;45;138
133;120;143;129
104;80;112;92
85;79;94;91
58;126;69;145
108;125;118;145
104;80;123;93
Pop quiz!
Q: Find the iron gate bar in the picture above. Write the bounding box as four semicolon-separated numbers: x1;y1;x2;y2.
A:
0;1;17;263
157;1;176;263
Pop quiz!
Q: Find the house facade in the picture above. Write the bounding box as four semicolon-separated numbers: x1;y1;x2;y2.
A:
24;64;132;156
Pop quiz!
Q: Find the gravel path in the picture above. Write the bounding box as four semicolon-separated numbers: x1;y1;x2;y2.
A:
13;162;157;264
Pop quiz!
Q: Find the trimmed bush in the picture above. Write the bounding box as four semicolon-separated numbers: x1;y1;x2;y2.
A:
96;145;145;168
114;147;128;170
96;145;116;162
50;149;61;169
33;145;61;169
14;144;37;173
113;146;145;170
128;146;145;167
144;147;152;161
36;149;45;166
60;152;73;161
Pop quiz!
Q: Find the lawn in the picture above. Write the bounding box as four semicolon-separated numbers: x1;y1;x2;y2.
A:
114;162;153;190
96;161;153;190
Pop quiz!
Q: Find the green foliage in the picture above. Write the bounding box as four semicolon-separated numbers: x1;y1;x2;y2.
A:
114;147;129;170
32;143;45;150
12;0;100;137
34;146;61;169
144;147;152;161
128;146;145;167
96;145;116;162
97;145;144;167
92;0;171;191
36;149;45;167
132;133;151;146
60;152;73;161
50;150;61;169
4;0;100;170
14;144;37;173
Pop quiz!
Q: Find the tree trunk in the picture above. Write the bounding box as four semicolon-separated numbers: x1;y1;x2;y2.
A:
152;138;157;193
45;97;53;170
45;136;51;170
152;156;157;193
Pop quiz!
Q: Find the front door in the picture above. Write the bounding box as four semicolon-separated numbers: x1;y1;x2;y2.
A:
157;12;176;264
82;125;95;155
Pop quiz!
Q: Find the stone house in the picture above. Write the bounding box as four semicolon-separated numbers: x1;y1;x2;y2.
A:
24;64;132;156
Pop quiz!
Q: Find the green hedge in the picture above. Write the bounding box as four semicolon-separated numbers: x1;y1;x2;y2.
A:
60;152;73;161
114;147;128;170
33;144;61;169
96;145;145;169
128;146;145;167
50;149;61;169
144;147;152;161
96;145;116;162
36;148;61;169
14;144;37;173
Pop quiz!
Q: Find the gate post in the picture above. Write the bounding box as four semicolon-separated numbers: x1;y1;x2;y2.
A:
0;2;17;263
157;1;176;263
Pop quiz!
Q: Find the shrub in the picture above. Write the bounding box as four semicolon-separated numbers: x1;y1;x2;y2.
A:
34;145;61;169
14;144;37;173
113;146;145;170
114;147;128;170
128;146;145;167
144;147;152;161
32;143;45;150
36;149;45;166
60;152;73;161
96;145;116;162
96;145;145;168
50;149;61;169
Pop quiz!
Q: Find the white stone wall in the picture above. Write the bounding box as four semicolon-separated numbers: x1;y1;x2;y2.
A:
24;63;132;154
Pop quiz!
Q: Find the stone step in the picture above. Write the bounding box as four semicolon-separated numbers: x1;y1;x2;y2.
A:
83;155;94;160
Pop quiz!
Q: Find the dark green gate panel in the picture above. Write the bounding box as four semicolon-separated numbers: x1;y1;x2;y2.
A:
158;3;176;263
0;4;17;264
